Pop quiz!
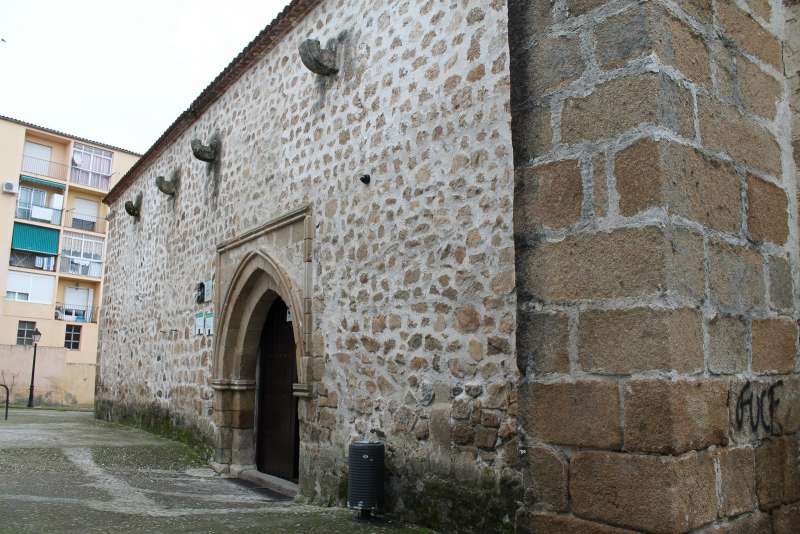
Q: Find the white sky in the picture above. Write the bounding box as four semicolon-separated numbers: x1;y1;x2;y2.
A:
0;0;291;154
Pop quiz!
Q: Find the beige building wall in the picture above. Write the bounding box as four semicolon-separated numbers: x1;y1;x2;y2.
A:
0;120;26;297
0;116;138;407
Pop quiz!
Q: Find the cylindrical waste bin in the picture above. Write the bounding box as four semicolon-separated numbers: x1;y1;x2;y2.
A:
348;440;384;518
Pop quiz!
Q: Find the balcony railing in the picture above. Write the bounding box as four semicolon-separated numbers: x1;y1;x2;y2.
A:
15;202;62;225
70;167;111;191
9;250;56;272
65;210;106;234
55;302;99;323
21;155;69;181
59;256;103;278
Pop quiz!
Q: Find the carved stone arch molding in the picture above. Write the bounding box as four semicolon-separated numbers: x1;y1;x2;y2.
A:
209;205;313;470
213;249;307;384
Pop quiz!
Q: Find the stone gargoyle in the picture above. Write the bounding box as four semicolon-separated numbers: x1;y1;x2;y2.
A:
191;138;218;163
299;39;339;76
155;170;180;197
124;191;143;218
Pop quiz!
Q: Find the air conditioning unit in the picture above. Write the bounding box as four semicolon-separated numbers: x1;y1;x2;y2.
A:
2;181;17;194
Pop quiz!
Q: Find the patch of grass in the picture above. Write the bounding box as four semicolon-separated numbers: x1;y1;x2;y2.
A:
91;444;207;470
95;400;213;461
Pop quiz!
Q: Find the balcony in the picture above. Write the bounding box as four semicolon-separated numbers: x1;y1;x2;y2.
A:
55;302;99;323
70;167;111;192
9;250;56;272
21;155;69;181
59;256;103;278
15;202;62;226
64;210;106;234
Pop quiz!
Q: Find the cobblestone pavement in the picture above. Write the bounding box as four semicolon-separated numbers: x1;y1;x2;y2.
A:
0;410;431;533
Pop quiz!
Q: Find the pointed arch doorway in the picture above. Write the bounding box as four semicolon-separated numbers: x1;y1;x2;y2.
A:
211;237;311;491
256;297;299;481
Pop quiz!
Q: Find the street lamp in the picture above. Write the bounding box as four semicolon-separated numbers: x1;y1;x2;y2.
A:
27;328;42;408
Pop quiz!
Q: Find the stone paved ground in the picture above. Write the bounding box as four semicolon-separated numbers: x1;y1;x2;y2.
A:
0;410;432;534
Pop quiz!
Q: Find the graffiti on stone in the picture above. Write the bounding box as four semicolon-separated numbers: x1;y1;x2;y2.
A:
735;380;783;436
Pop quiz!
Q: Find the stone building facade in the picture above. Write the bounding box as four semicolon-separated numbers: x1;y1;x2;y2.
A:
510;0;800;532
98;0;800;532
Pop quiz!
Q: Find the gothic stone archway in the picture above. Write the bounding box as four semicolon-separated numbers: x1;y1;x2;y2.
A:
210;208;312;474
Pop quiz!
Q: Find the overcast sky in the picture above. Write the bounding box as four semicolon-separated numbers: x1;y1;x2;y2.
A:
0;0;291;154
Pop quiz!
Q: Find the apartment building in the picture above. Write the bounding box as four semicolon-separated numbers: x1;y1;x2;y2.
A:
0;115;138;407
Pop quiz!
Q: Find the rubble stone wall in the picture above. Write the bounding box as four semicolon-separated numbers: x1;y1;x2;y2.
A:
100;0;800;531
98;0;519;531
510;0;800;532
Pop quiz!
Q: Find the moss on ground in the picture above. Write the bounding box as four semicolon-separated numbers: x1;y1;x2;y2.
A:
95;400;213;462
90;444;207;471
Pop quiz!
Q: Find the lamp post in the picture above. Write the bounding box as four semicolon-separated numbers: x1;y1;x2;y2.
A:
26;328;42;408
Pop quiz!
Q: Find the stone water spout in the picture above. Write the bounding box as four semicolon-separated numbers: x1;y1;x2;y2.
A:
191;138;218;163
155;170;180;197
299;39;339;76
124;191;143;218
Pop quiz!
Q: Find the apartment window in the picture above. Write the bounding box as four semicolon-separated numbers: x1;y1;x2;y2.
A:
21;141;54;177
59;286;94;323
9;250;56;272
64;325;81;350
5;271;55;304
18;186;47;208
61;232;104;277
24;141;52;162
16;186;63;225
71;198;99;232
71;143;113;190
16;321;37;346
16;186;45;221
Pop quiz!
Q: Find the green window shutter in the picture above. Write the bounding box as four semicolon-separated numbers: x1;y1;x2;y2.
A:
19;175;66;191
11;223;59;256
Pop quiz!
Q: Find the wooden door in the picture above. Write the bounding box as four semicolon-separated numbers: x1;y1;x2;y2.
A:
256;298;299;481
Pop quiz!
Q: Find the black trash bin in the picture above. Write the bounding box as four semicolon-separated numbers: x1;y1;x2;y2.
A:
348;440;384;518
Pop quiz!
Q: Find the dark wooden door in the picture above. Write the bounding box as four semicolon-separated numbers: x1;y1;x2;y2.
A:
256;298;299;481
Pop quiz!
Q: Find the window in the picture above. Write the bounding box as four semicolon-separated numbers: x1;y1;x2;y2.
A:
17;186;64;224
9;250;56;272
21;141;54;177
16;187;46;222
5;272;55;304
71;198;99;231
6;291;29;302
61;232;104;277
71;143;113;190
18;186;47;208
16;321;36;346
61;287;94;322
24;141;52;161
64;325;81;350
16;187;62;225
62;232;103;261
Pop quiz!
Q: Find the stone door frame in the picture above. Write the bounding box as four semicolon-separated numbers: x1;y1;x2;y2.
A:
210;206;313;472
